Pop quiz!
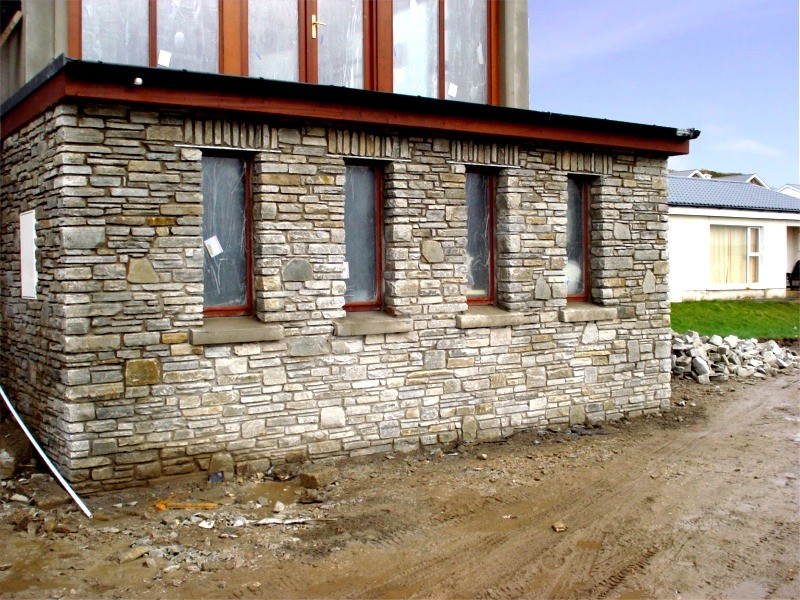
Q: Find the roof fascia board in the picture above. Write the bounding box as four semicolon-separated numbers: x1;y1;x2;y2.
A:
668;206;800;220
2;58;695;156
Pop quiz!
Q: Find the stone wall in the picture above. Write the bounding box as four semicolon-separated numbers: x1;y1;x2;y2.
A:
0;102;672;490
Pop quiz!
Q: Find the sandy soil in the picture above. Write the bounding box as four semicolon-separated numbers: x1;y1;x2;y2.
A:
1;373;798;599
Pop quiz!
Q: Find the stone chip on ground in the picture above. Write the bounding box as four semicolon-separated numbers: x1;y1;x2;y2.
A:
299;465;339;489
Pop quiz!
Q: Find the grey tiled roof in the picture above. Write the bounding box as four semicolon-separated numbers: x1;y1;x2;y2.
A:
714;173;757;183
668;176;800;213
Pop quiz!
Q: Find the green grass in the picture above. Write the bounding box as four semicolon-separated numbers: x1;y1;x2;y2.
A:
670;300;800;340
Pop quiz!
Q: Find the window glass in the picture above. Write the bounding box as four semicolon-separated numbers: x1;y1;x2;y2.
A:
317;0;363;88
565;178;586;297
444;0;487;103
157;0;219;73
393;0;438;97
344;165;379;306
82;0;149;66
710;226;747;284
202;156;249;311
249;0;299;81
465;171;492;300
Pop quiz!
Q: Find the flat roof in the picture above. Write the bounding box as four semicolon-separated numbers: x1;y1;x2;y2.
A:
2;56;698;156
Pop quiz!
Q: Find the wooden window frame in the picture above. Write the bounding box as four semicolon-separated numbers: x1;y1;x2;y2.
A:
69;0;498;101
343;163;384;312
465;170;496;306
566;177;591;303
201;152;254;318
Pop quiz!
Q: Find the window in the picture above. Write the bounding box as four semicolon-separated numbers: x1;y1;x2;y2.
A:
565;177;590;301
465;170;494;304
344;164;382;310
77;0;220;73
393;0;492;102
248;0;300;81
710;225;761;284
201;155;251;316
392;0;438;97
73;0;498;101
156;0;219;72
82;0;149;66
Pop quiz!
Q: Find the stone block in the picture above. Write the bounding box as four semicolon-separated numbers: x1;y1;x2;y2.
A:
421;239;444;263
263;366;287;386
242;419;266;438
135;461;162;480
320;406;346;428
288;335;329;357
462;415;478;440
62;226;106;249
208;452;235;480
283;259;313;282
127;257;160;284
125;359;160;386
534;276;551;300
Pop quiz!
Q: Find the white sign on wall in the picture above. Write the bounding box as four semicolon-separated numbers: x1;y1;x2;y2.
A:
20;210;37;299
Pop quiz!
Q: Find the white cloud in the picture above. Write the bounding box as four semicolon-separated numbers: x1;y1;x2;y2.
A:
710;138;782;158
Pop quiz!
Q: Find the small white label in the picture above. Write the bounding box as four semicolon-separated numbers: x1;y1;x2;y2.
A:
204;235;223;257
477;43;485;65
157;50;172;67
447;82;458;98
343;261;350;279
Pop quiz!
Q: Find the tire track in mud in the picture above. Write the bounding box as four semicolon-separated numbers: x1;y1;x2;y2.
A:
269;376;800;598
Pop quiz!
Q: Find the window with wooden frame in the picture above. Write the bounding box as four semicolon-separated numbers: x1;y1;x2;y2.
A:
71;0;499;103
565;177;591;302
201;154;253;317
343;163;383;311
465;170;495;305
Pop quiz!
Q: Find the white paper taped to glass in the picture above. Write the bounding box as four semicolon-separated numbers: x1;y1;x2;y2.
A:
204;235;223;257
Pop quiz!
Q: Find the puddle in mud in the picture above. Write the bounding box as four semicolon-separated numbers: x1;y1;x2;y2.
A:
239;480;304;505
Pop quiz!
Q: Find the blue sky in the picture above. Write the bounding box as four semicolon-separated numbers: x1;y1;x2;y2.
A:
528;0;799;188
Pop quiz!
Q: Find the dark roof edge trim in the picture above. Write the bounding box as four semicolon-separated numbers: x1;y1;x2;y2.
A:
668;203;800;214
2;57;699;156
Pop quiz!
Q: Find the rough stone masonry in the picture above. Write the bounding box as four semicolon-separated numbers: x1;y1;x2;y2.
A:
0;102;672;491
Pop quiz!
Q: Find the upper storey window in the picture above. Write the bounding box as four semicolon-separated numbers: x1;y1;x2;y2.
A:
392;0;490;102
73;0;498;104
81;0;149;66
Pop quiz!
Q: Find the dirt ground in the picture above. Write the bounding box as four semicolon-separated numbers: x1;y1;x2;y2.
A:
0;373;798;600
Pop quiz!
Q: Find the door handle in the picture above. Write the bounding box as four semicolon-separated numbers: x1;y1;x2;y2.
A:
311;14;326;39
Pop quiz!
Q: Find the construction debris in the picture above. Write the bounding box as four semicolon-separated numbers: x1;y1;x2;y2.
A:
672;330;799;384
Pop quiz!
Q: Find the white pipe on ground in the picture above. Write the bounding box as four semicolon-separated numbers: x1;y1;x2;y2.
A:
0;384;93;519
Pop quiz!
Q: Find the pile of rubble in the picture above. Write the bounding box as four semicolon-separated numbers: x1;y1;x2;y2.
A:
672;330;799;384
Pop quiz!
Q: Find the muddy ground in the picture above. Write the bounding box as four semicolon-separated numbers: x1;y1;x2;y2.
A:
0;373;798;600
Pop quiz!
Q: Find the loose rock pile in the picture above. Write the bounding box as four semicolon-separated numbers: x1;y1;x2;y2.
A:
672;330;799;384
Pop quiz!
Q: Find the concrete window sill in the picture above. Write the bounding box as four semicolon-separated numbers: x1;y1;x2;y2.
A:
559;302;618;323
189;316;284;345
456;305;527;329
333;311;413;336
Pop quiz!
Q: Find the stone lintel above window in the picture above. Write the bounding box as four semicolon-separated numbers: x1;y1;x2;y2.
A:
456;305;527;329
333;311;413;337
558;302;617;323
189;316;284;346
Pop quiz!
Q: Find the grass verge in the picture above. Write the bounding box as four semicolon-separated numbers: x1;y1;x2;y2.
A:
671;300;799;340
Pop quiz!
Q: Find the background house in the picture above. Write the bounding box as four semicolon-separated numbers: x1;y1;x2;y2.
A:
668;174;800;302
778;184;800;199
1;0;695;490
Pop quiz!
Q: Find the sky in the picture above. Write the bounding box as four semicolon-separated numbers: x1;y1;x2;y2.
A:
528;0;799;189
